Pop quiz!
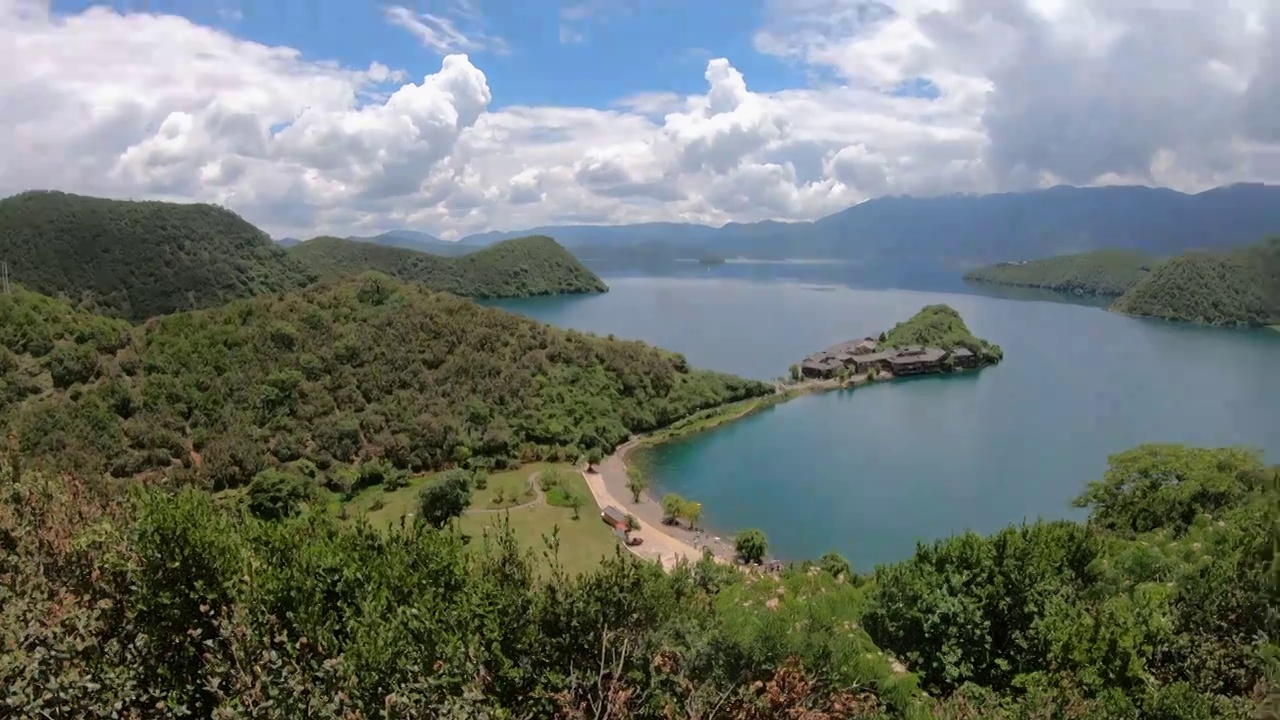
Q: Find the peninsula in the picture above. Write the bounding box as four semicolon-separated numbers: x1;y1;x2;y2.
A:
967;238;1280;327
796;304;1003;380
963;248;1155;297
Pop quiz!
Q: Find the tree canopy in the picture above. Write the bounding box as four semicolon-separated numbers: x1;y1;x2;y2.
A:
964;249;1156;297
0;190;315;321
0;276;771;487
1110;237;1280;326
880;304;1003;362
0;425;1273;719
288;234;609;298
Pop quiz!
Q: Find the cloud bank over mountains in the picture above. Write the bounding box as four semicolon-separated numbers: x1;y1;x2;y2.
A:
3;0;1279;239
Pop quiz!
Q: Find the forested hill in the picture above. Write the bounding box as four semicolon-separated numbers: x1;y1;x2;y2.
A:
0;191;314;321
0;274;768;485
288;234;608;298
963;249;1156;296
880;304;1004;362
1110;238;1280;326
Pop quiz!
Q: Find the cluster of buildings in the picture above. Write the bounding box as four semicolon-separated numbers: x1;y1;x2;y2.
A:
800;336;978;380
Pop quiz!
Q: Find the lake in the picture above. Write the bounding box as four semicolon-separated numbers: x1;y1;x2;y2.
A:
489;272;1280;570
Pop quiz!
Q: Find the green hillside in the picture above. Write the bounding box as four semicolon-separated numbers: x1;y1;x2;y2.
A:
964;249;1156;296
1111;238;1280;326
0;275;767;485
880;304;1003;362
289;234;608;298
0;191;313;321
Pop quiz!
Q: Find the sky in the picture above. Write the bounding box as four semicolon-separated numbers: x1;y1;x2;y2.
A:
5;0;1280;240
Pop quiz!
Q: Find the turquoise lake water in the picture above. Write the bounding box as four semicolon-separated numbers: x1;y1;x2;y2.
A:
490;274;1280;570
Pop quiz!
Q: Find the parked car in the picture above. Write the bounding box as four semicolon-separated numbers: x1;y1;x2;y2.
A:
627;536;644;547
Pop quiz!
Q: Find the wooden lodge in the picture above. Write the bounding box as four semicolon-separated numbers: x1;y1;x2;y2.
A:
800;337;980;380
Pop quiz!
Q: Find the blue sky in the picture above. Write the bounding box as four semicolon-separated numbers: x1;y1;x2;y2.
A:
53;0;815;110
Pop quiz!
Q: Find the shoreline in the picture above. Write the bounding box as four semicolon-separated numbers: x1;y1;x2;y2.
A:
583;377;861;568
586;364;992;569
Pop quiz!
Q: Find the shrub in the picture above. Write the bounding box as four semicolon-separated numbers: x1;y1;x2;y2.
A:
246;468;313;521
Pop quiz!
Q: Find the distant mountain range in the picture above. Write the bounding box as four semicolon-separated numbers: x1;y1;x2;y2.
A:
276;183;1280;270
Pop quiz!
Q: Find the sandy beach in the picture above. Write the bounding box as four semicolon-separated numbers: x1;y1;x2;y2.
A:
579;437;738;570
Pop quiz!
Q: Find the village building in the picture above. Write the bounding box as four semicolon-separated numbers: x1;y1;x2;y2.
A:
950;347;977;368
885;346;947;375
797;339;983;380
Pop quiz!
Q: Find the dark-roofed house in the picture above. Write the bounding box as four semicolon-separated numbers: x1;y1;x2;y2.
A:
949;347;977;368
848;350;892;373
601;506;628;528
853;337;878;354
887;346;947;375
801;356;844;379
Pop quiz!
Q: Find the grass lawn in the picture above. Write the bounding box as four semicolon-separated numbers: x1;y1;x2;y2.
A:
339;463;623;576
457;468;622;577
473;465;540;509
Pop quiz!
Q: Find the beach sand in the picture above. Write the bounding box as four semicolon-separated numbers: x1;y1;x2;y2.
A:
580;438;736;570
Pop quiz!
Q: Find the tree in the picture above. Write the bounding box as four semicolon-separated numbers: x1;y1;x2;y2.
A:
46;343;99;388
789;363;801;382
685;500;703;531
585;447;605;472
567;491;584;520
819;551;852;580
735;529;768;564
625;464;648;503
246;469;312;521
662;493;687;526
624;513;640;532
417;469;472;528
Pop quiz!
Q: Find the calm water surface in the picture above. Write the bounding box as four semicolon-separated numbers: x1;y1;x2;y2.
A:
490;275;1280;570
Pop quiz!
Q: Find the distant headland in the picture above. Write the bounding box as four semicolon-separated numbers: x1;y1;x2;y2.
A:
793;304;1003;381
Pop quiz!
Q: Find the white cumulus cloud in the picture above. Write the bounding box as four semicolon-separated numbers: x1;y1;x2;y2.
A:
2;0;1280;239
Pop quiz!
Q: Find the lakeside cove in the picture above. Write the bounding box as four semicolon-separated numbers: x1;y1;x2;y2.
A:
591;304;1006;569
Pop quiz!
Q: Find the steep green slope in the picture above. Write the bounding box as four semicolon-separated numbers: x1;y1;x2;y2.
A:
964;249;1156;296
0;275;767;484
0;191;313;321
1111;238;1280;326
880;304;1003;362
289;234;608;297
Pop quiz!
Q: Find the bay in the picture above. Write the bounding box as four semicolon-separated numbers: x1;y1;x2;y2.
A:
489;273;1280;570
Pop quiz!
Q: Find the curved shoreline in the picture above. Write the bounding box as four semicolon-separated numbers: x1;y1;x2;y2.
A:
584;378;855;568
588;366;989;568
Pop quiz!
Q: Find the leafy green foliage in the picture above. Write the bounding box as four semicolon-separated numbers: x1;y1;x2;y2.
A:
735;528;769;564
880;304;1003;362
1;276;771;485
246;468;313;520
288;234;610;298
0;441;1270;718
819;550;853;580
0;190;314;321
1110;237;1280;326
964;249;1156;296
865;444;1272;718
416;468;473;528
0;467;917;719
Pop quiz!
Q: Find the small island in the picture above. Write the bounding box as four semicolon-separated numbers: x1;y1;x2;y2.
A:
796;304;1003;380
